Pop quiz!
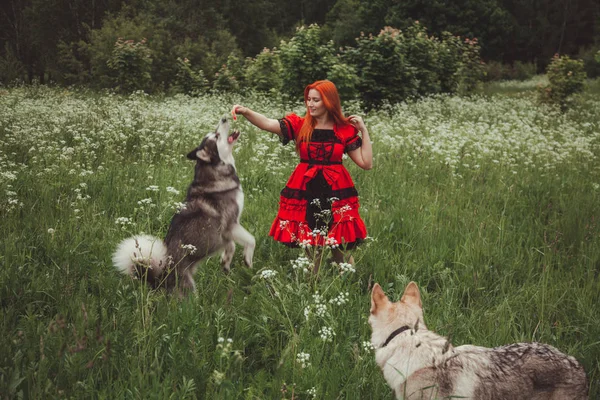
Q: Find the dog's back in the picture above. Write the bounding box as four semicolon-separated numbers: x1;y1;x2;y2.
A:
369;282;589;400
435;342;588;400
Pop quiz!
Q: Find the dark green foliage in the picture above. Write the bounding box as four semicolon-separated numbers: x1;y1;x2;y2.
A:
483;60;537;81
343;24;480;110
174;57;209;96
0;43;25;84
279;25;337;99
578;46;600;78
212;54;244;93
2;0;599;101
538;54;587;109
106;38;153;93
85;12;157;90
245;48;283;93
326;60;359;102
346;27;418;109
456;38;485;94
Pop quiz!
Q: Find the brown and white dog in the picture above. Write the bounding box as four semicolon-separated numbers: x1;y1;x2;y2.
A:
369;282;588;399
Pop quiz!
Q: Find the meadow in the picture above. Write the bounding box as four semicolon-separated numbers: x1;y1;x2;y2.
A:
1;82;599;399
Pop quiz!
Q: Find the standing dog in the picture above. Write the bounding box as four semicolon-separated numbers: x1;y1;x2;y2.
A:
112;116;255;296
369;282;588;399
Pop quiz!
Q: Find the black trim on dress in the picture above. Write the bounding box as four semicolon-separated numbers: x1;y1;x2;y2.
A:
280;186;358;200
345;136;363;153
278;118;292;145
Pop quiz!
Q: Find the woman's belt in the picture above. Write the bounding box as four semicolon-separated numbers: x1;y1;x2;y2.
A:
300;159;342;165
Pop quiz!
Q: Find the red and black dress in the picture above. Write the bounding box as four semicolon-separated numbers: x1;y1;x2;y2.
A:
268;113;367;249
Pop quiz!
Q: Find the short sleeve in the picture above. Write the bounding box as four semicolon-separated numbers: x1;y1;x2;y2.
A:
344;128;363;153
277;113;304;146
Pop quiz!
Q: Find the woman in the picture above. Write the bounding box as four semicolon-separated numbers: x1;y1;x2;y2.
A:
231;80;372;272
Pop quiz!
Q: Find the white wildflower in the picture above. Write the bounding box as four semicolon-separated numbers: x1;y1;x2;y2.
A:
291;256;312;273
325;236;339;248
296;352;311;368
137;198;154;206
299;239;312;249
180;243;197;254
319;326;335;342
115;217;133;230
338;262;356;275
259;269;277;279
166;186;180;195
329;292;350;306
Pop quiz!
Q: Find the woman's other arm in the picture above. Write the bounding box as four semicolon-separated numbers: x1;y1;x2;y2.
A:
347;115;373;170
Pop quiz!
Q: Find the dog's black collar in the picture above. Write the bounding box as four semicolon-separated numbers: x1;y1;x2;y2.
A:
381;325;411;348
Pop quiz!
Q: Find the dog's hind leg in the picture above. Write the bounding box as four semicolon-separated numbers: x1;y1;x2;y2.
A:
231;224;255;268
176;271;196;298
221;241;235;272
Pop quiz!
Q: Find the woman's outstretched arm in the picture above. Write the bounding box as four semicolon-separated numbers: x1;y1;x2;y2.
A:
231;105;281;135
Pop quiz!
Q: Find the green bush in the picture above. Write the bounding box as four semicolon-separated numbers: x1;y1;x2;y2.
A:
577;46;600;79
402;22;443;95
106;38;153;93
512;61;537;80
244;48;282;93
212;54;244;93
483;60;537;82
174;57;208;95
344;23;482;110
436;33;463;92
538;54;586;109
345;27;417;110
326;60;359;102
85;12;154;90
456;38;485;94
279;25;336;99
483;60;511;82
0;43;25;85
55;40;91;85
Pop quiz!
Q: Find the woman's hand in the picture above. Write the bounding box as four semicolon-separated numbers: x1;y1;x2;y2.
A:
231;105;248;121
348;115;366;133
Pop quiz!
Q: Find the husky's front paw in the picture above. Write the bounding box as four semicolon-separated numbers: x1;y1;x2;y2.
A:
232;225;254;268
243;244;254;268
220;241;235;273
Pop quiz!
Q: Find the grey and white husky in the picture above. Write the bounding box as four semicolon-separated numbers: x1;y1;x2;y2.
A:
369;282;588;400
112;116;255;296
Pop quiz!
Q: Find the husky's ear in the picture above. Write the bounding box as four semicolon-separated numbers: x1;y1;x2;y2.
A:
400;281;422;309
370;283;390;314
187;147;211;163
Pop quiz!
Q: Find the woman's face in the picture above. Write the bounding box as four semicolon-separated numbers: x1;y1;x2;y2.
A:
306;89;327;119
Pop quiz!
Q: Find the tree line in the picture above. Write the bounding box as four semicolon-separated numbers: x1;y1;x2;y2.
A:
1;0;599;87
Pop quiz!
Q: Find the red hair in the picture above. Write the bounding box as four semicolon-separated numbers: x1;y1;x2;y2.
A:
296;80;350;149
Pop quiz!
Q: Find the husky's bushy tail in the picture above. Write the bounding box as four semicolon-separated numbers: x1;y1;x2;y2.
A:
112;234;169;288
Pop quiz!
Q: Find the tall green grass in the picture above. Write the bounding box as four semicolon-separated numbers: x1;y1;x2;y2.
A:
1;82;599;399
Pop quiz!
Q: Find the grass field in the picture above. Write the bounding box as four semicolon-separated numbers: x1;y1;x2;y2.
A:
1;81;599;399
